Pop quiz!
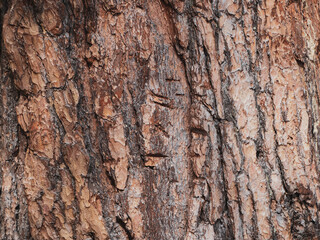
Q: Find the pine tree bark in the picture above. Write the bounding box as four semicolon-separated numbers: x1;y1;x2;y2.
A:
1;0;320;239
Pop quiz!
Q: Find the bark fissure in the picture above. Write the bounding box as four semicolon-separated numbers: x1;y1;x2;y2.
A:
2;0;320;239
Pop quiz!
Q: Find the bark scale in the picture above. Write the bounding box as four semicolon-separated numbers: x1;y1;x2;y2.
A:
1;0;320;239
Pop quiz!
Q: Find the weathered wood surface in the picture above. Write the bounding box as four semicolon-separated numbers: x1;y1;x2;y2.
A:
1;0;320;239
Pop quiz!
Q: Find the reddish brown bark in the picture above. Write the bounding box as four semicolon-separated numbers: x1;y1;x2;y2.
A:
1;0;320;239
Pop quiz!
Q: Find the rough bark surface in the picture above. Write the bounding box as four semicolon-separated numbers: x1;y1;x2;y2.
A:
1;0;320;239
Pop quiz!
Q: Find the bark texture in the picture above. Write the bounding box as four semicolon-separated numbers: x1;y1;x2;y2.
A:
1;0;320;239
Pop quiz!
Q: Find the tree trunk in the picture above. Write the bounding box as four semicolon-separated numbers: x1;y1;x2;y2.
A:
1;0;320;239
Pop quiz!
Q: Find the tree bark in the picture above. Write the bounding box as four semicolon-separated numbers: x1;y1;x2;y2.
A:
1;0;320;239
